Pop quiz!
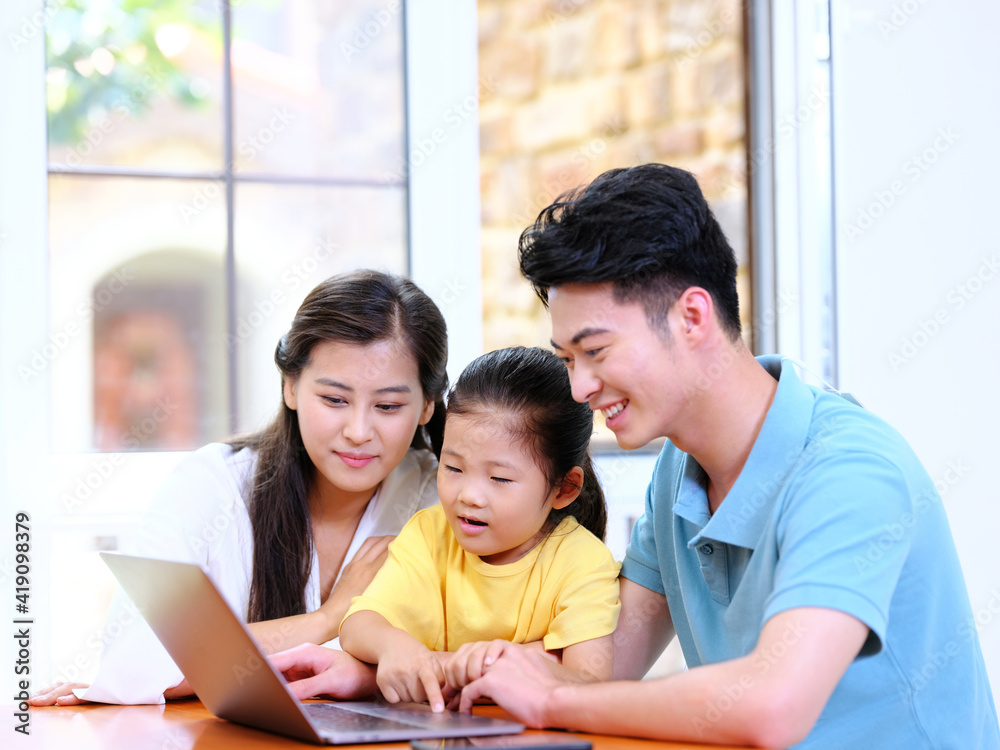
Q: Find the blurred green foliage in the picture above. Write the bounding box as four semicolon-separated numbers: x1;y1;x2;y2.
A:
45;0;220;144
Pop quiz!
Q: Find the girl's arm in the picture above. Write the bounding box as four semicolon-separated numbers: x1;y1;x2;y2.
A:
340;610;448;712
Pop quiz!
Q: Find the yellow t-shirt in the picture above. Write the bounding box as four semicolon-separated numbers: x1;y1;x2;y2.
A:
343;505;621;652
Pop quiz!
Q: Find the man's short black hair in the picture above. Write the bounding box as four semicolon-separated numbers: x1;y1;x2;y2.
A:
517;163;741;340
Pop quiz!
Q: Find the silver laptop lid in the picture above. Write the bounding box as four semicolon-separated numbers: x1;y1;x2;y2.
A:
101;552;326;743
99;552;524;744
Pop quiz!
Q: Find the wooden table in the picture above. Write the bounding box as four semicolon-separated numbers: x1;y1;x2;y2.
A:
22;700;752;749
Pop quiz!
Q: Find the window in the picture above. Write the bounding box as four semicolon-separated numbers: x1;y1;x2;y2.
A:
0;0;480;688
46;0;409;452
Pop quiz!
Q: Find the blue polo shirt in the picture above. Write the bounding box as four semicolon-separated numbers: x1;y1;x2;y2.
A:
622;356;999;749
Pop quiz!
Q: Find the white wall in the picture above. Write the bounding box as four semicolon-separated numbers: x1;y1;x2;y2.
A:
830;0;1000;687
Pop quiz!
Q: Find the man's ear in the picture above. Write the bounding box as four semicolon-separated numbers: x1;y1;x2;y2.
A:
551;466;585;510
283;377;298;410
675;286;713;337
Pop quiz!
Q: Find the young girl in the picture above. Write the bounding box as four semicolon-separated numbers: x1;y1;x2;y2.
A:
339;346;620;712
32;270;449;706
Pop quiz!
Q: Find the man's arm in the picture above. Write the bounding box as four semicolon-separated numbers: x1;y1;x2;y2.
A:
461;606;868;748
612;578;674;679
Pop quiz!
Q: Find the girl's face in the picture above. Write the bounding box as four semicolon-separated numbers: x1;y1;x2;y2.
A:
437;412;579;565
284;338;434;507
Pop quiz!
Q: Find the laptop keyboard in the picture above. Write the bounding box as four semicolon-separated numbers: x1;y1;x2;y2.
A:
305;702;425;732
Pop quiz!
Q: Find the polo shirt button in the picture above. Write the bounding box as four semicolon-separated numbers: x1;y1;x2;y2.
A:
699;544;714;555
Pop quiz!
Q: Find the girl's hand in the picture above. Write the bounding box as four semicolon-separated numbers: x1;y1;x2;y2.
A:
376;642;447;711
444;639;512;689
28;682;90;707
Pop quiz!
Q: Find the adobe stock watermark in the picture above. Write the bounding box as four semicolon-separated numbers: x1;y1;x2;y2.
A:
879;0;931;40
50;67;168;168
681;289;798;400
60;397;180;511
675;2;742;69
853;458;970;574
190;496;242;553
543;0;589;25
382;75;500;184
340;0;402;62
905;586;1000;695
8;0;68;51
726;412;840;530
0;555;14;586
433;277;469;311
842;127;960;243
887;254;998;371
721;84;830;198
18;267;135;384
226;236;338;352
51;599;142;685
691;620;809;736
233;622;294;684
508;114;628;229
178;107;296;223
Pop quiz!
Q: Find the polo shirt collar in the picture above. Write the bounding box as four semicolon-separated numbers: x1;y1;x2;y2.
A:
681;355;815;551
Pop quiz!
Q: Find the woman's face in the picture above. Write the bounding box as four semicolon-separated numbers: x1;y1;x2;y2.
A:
283;338;434;507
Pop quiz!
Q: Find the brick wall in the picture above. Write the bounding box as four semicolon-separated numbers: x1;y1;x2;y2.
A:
478;0;749;352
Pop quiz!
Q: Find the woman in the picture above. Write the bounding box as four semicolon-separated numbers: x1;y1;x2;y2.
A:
32;270;448;705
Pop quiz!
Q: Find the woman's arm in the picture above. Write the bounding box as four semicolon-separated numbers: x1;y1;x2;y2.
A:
249;535;393;653
341;610;448;711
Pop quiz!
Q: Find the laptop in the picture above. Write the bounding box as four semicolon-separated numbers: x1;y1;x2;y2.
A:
99;552;525;745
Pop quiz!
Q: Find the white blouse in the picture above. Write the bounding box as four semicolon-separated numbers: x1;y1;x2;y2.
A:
82;442;439;704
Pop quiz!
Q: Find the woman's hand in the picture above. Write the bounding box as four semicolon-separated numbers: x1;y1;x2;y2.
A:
28;682;90;707
270;643;378;700
318;535;394;637
163;678;194;700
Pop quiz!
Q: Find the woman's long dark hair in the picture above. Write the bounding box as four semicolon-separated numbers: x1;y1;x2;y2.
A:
231;270;448;623
445;346;606;540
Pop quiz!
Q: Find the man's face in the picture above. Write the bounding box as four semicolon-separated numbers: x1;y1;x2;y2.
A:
549;282;687;450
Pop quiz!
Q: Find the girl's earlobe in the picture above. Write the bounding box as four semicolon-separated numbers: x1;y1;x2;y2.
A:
552;466;585;509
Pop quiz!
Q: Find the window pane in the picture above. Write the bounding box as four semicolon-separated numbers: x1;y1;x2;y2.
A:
233;182;407;432
46;0;223;171
47;175;230;452
232;1;405;179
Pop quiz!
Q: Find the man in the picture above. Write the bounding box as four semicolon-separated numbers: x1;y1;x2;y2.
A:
275;164;998;748
453;164;999;747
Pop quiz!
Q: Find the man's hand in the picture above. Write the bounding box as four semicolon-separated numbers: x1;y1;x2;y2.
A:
269;643;377;701
457;645;566;727
443;639;511;690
